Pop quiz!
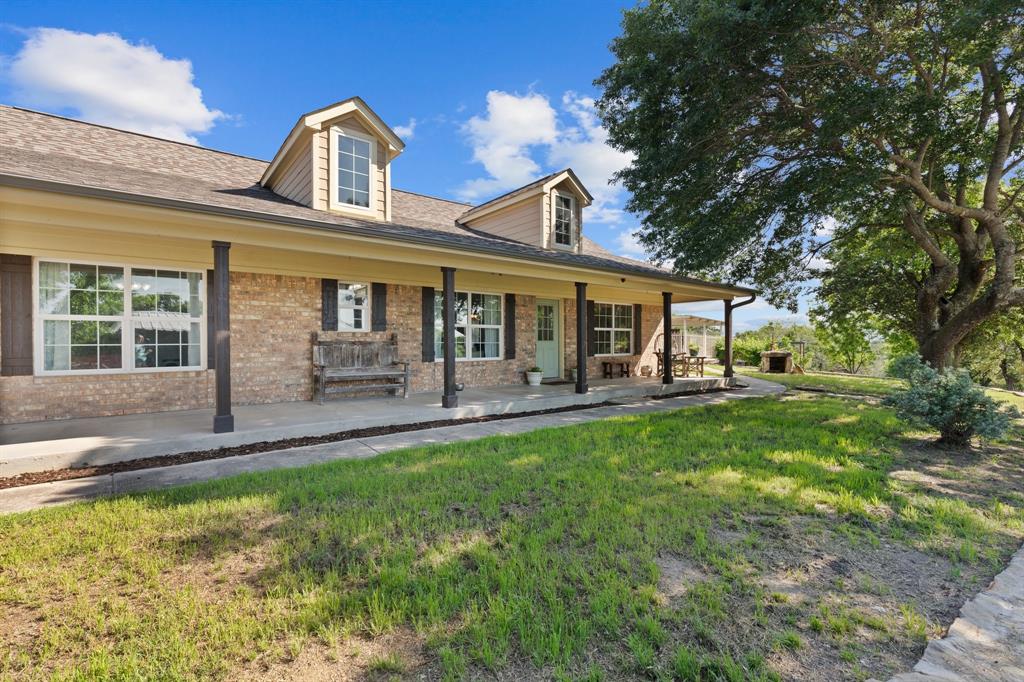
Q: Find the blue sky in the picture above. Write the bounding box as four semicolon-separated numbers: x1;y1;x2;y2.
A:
1;0;807;329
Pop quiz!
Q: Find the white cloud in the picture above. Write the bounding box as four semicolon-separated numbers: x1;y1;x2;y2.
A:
547;92;634;225
6;28;224;143
457;90;558;201
815;216;838;237
455;90;632;220
393;117;417;139
614;229;648;258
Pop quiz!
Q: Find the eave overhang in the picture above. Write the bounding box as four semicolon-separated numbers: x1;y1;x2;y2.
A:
0;173;756;300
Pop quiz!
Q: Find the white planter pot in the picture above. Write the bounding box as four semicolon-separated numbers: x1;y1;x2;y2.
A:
526;371;543;386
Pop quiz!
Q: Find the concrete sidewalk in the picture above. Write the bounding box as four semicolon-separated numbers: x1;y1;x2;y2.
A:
0;377;784;514
1;376;728;477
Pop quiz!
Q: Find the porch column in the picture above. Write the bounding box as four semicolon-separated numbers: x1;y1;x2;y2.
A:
574;281;588;394
723;299;734;379
212;240;234;433
441;266;457;408
662;292;674;385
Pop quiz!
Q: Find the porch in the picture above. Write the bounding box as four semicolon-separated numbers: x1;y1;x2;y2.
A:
0;375;733;477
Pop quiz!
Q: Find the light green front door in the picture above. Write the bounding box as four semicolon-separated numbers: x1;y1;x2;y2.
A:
536;299;560;378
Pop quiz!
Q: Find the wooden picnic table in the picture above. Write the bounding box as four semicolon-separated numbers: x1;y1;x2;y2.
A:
655;353;708;377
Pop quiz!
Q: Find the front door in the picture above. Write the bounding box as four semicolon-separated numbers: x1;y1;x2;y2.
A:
536;299;560;378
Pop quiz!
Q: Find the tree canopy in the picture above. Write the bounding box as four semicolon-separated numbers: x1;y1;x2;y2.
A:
597;0;1024;367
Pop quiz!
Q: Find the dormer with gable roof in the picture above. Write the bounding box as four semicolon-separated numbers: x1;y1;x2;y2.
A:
458;169;593;253
261;99;594;252
261;97;404;221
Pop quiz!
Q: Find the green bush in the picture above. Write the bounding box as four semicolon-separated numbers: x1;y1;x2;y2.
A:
884;356;1019;445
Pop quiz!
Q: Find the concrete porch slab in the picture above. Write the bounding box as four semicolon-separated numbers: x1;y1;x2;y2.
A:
0;376;731;477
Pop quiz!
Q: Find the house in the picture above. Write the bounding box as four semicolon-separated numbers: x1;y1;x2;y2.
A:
0;98;754;432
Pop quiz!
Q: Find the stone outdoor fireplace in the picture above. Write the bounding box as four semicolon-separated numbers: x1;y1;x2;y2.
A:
760;350;794;374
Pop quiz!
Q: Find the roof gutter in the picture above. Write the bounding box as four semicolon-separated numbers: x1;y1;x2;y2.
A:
0;173;756;298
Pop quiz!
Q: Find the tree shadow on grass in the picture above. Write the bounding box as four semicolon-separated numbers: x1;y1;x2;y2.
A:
5;395;1023;680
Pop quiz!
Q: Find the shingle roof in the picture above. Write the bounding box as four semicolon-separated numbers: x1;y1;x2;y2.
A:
0;105;752;295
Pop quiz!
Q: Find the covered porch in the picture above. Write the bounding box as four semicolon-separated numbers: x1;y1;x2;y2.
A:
0;375;732;477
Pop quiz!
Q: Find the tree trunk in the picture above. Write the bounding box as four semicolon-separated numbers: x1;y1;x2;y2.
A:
999;357;1018;391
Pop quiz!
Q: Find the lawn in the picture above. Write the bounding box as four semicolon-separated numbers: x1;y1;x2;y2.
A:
713;364;1024;414
2;394;1023;681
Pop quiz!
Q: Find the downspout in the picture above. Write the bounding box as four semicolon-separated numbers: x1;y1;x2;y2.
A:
723;294;756;379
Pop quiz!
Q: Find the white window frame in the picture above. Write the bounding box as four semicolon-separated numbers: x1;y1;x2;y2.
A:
337;282;370;332
433;290;504;362
552;191;577;249
593;302;634;357
32;257;206;376
329;126;377;213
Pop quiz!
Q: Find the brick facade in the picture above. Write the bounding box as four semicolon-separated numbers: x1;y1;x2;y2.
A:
563;299;664;382
0;271;665;424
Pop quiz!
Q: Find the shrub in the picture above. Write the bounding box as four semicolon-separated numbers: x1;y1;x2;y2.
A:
884;356;1019;445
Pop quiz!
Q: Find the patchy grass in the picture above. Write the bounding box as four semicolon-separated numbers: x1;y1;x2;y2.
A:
730;367;904;397
728;365;1024;415
1;394;1022;681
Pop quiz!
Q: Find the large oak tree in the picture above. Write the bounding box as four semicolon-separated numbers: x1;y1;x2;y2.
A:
597;0;1024;367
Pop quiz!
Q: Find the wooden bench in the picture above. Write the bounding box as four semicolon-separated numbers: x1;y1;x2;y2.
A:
313;337;410;403
602;360;631;378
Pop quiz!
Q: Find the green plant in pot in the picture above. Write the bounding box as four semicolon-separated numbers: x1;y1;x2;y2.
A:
526;366;544;386
688;344;699;357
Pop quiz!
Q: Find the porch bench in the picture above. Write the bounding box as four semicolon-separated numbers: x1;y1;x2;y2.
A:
313;337;410;403
601;360;631;378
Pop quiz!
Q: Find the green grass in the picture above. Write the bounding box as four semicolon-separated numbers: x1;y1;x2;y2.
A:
1;394;1022;680
723;365;1024;415
729;367;904;397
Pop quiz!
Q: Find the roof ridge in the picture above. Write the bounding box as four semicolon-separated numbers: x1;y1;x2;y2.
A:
0;104;271;165
392;187;472;206
460;168;569;217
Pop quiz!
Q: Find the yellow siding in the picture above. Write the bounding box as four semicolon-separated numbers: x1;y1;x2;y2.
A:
547;179;586;252
464;196;542;246
313;113;389;221
314;129;329;210
270;137;314;206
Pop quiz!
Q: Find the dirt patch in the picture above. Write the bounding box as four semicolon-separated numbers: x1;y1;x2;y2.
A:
656;553;708;601
670;435;1024;681
0;387;735;491
249;629;429;682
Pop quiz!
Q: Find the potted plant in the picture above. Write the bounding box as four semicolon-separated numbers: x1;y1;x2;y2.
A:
688;344;699;357
526;366;544;386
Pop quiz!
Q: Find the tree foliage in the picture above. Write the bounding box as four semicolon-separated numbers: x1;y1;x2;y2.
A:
597;0;1024;368
812;315;876;374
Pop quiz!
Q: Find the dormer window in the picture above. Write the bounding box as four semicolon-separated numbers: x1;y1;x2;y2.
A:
553;193;575;248
331;128;375;210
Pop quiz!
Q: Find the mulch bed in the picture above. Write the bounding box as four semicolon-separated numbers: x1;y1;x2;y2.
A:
0;386;735;491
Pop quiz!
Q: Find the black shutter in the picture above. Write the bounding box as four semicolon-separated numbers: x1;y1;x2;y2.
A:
206;269;215;369
633;304;643;355
504;293;516;360
0;255;32;376
421;287;435;362
586;299;596;357
321;279;338;331
371;282;387;332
